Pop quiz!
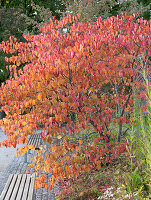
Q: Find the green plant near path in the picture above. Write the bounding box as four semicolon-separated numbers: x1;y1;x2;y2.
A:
123;70;151;199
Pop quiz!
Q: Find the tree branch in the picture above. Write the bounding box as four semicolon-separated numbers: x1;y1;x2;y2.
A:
120;88;132;117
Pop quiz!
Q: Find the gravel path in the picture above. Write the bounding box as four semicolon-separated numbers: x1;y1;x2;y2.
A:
0;129;25;173
0;129;60;200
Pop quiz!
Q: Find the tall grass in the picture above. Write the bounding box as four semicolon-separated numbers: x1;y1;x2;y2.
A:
123;71;151;198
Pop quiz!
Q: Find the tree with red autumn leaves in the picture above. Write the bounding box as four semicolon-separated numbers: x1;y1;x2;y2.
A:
0;12;150;192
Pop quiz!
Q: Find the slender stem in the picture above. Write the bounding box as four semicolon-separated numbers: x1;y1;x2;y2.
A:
114;84;122;141
115;84;121;117
120;89;132;118
115;83;132;142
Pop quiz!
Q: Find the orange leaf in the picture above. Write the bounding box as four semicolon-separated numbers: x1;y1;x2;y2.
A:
51;175;55;184
44;183;48;190
49;185;52;190
79;139;83;145
37;93;43;101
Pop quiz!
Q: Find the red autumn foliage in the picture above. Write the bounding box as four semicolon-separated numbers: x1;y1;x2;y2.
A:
0;12;150;191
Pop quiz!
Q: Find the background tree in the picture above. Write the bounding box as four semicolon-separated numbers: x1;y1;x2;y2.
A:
0;0;66;19
137;0;151;20
0;0;66;86
64;0;150;23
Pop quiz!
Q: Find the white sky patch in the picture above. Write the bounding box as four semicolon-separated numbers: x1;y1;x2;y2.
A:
33;11;37;15
62;28;67;33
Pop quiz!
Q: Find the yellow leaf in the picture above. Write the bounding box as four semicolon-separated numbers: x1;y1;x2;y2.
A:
37;163;41;169
89;87;95;92
22;146;29;154
37;93;43;101
28;163;33;168
57;135;62;139
28;144;33;149
32;100;36;105
25;102;29;107
123;77;127;82
79;192;84;197
22;121;27;126
51;175;55;184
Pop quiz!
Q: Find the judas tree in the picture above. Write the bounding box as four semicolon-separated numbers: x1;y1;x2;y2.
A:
0;13;150;191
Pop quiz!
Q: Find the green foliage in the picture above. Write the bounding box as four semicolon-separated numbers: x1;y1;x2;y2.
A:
0;51;10;86
0;0;66;19
122;71;151;198
64;0;150;24
21;2;53;35
137;0;151;21
0;2;53;84
0;7;26;42
34;0;66;20
0;0;66;85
